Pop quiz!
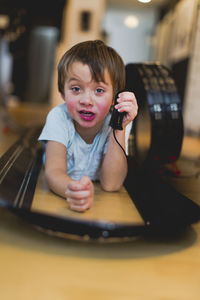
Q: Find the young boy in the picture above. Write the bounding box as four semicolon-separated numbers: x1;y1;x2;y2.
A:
39;40;138;212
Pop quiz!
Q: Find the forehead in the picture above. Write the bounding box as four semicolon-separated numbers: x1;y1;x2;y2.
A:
67;61;112;86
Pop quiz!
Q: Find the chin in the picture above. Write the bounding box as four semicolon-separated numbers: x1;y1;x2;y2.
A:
75;118;95;128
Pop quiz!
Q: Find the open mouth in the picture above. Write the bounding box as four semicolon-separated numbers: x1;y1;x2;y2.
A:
79;110;96;121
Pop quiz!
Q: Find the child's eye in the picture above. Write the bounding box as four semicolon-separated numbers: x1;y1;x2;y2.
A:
96;88;104;94
71;86;80;92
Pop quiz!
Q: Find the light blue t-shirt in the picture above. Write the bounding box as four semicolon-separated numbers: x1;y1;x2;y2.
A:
38;103;131;181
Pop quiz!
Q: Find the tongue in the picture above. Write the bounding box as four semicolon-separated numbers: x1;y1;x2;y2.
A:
81;111;93;116
80;111;95;121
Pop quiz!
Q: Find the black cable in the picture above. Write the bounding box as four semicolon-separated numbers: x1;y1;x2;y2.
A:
113;129;127;159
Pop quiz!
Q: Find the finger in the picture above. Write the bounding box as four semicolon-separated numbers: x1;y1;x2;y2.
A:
79;176;92;187
115;101;134;109
67;198;88;206
69;202;89;212
65;189;90;199
67;181;85;191
115;102;138;113
118;92;137;102
116;98;138;108
79;177;94;196
68;178;91;191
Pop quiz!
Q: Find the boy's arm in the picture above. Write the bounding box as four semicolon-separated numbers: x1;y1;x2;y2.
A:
100;91;138;192
100;129;127;191
44;141;73;198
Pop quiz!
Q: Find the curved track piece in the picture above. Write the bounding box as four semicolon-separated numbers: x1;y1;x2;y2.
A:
0;126;43;209
125;63;184;166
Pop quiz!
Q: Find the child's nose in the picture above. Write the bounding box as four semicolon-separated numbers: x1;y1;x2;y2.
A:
79;91;94;106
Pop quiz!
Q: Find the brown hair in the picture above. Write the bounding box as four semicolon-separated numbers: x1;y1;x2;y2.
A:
57;40;125;96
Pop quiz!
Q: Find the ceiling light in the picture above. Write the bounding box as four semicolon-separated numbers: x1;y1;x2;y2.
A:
124;15;139;28
137;0;152;3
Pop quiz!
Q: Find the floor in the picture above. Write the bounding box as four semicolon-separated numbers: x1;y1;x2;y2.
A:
0;102;200;300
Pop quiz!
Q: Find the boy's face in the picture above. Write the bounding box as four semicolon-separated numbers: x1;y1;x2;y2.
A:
62;61;113;135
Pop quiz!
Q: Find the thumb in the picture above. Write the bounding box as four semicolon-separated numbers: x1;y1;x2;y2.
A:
79;176;91;187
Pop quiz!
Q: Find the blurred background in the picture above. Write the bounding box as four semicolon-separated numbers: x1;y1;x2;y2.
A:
0;4;200;297
0;0;199;135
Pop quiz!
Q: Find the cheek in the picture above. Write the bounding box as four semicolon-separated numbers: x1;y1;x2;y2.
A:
97;100;112;117
65;99;76;115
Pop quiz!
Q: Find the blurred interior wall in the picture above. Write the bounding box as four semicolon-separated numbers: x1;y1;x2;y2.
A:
50;0;106;107
102;5;158;64
154;0;200;135
183;0;200;135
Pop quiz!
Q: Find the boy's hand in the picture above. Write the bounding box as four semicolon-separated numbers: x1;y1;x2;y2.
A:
65;176;94;212
114;91;138;128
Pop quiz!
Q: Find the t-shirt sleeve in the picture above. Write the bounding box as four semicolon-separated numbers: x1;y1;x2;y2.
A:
38;105;69;148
